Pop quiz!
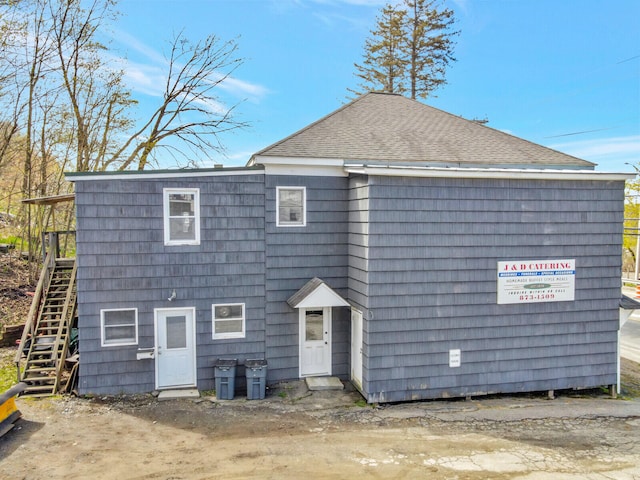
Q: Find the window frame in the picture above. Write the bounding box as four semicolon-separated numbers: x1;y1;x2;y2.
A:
276;186;306;227
212;303;246;340
163;188;201;246
100;308;139;347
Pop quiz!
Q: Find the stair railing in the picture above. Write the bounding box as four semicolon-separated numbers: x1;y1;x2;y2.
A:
52;261;77;392
14;233;58;381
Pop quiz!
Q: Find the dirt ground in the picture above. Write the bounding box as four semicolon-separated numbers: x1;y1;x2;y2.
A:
2;252;640;479
1;347;640;480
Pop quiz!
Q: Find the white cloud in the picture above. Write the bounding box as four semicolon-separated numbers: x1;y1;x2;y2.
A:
549;135;640;160
111;28;167;66
548;135;640;171
107;30;269;103
215;75;270;100
118;60;167;97
449;0;470;15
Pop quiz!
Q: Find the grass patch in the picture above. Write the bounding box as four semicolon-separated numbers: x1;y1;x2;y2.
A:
0;348;19;392
0;235;21;246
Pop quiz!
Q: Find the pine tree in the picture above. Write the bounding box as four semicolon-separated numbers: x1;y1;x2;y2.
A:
351;0;458;99
405;0;457;99
351;5;407;96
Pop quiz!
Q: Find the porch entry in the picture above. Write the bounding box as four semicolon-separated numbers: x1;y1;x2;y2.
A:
155;307;197;389
287;277;350;379
299;307;331;377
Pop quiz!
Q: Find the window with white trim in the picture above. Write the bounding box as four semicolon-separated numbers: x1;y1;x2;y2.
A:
276;186;306;227
163;188;200;245
101;308;138;347
212;303;245;339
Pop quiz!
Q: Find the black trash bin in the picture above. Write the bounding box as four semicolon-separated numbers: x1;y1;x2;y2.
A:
214;359;237;400
245;359;268;400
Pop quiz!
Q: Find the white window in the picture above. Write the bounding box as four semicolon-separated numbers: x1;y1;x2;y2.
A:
212;303;245;339
163;188;200;245
101;308;138;347
276;186;306;227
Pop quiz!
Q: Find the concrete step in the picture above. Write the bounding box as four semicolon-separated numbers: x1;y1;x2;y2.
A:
157;389;200;400
305;377;344;391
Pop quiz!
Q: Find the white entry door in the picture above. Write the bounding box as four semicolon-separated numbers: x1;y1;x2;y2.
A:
155;307;197;389
351;308;363;390
300;307;331;377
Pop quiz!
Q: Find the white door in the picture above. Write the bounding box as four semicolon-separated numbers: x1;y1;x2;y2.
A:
351;308;363;390
155;307;197;389
300;307;331;377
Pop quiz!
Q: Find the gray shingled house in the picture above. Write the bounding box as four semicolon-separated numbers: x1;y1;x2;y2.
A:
66;92;633;402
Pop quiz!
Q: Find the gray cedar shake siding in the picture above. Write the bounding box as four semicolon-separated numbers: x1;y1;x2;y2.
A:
74;173;266;394
67;93;631;400
265;175;350;381
352;175;623;403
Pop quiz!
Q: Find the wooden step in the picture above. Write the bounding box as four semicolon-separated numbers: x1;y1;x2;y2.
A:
36;325;62;330
24;368;56;374
22;376;56;383
26;359;56;365
25;367;57;375
30;341;56;347
46;291;68;297
23;386;56;393
22;386;56;395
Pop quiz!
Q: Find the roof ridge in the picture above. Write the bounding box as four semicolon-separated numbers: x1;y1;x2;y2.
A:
249;92;383;163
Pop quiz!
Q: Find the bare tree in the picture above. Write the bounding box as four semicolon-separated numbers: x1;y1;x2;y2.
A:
112;32;248;171
49;0;133;172
1;0;249;175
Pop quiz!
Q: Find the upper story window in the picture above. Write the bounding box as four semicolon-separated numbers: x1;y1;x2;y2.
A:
277;186;306;227
163;188;200;245
101;308;138;347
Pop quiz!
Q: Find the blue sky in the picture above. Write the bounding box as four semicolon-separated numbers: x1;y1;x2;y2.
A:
109;0;640;172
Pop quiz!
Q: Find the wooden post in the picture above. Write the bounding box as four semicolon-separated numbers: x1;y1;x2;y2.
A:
48;232;59;260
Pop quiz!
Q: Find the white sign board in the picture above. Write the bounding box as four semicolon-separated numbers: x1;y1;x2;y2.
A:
497;259;575;305
449;349;461;368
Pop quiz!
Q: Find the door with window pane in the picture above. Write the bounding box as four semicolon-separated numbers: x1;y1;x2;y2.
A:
300;307;331;377
155;308;196;389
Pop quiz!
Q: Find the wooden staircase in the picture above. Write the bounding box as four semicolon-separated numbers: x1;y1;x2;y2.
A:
16;237;77;397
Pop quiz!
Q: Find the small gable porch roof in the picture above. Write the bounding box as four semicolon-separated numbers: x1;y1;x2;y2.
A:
287;278;350;309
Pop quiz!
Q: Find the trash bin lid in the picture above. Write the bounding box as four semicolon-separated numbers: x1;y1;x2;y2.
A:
214;358;238;367
245;359;267;368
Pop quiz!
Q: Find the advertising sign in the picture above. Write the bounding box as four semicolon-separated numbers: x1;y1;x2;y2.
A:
497;259;575;305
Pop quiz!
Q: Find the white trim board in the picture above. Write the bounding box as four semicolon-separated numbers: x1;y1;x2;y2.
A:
344;164;635;181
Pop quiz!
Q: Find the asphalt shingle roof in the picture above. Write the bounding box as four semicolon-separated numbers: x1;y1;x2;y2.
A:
253;92;594;169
